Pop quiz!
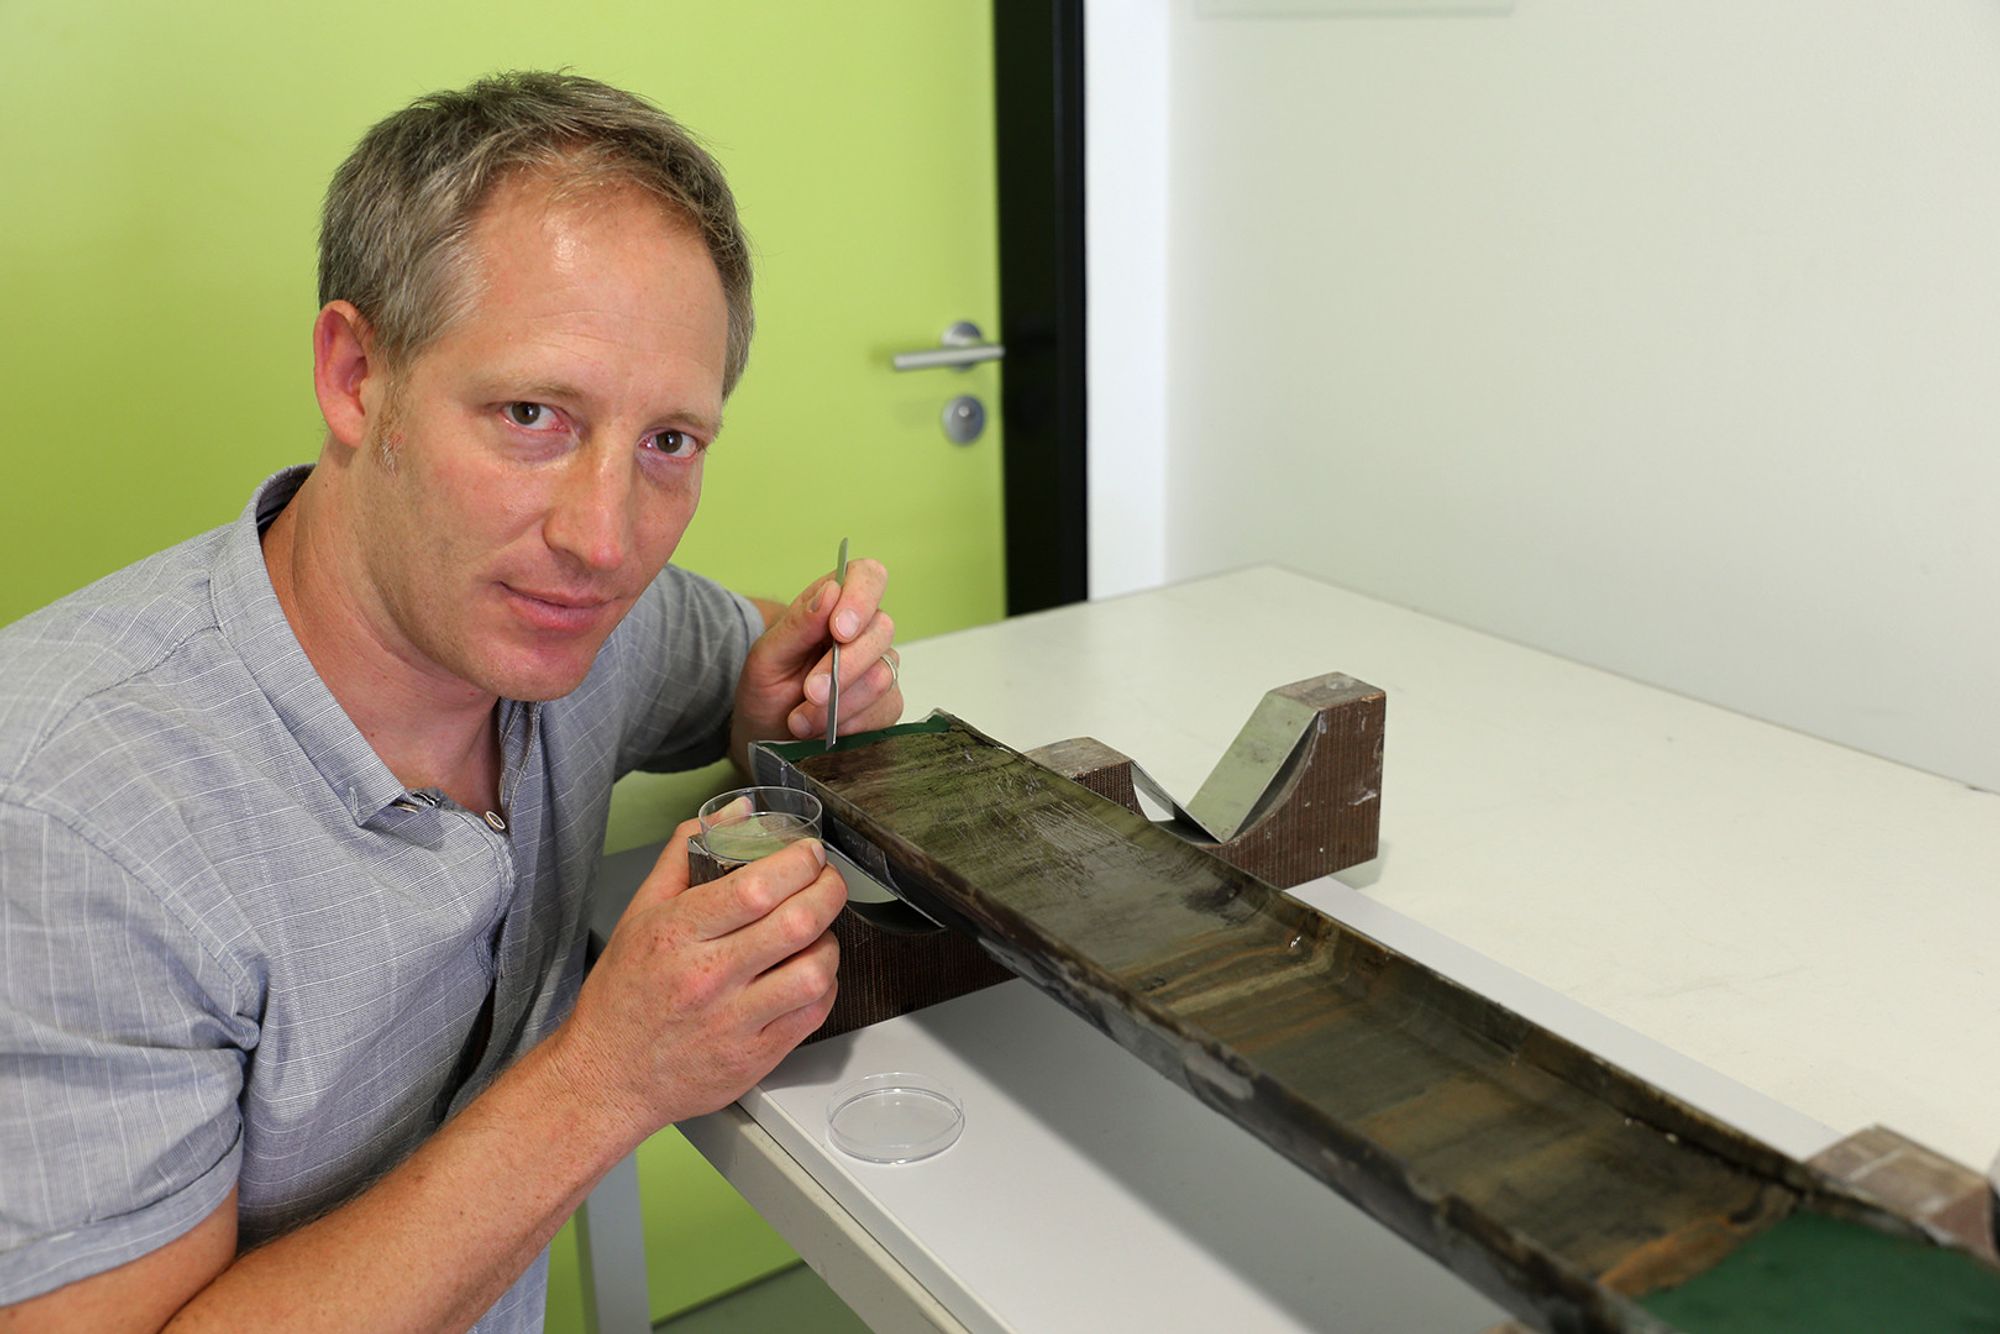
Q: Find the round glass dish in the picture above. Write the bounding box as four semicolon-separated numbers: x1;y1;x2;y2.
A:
826;1072;964;1164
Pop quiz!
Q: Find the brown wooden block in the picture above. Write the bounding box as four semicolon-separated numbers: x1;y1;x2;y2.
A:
805;908;1014;1046
1022;736;1141;813
1205;673;1384;887
1027;673;1386;890
1809;1125;1999;1265
688;826;1015;1047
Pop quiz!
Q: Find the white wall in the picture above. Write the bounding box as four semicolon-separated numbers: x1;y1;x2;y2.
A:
1085;0;1171;598
1152;0;2000;791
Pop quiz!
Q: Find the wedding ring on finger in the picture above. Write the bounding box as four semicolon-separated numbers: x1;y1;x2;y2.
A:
881;652;900;688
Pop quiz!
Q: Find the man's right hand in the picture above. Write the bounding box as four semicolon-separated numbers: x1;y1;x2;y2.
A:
550;817;845;1136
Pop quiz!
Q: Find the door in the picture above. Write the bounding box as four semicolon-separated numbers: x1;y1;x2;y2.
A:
0;1;1005;1326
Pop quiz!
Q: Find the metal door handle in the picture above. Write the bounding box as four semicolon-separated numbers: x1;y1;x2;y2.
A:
893;320;1005;372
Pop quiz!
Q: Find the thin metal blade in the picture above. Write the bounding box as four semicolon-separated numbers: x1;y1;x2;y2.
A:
823;537;849;749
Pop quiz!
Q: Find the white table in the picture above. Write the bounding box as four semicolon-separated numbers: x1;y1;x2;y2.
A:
593;566;2000;1331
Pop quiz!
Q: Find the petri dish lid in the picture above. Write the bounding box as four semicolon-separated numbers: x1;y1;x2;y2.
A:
826;1072;964;1164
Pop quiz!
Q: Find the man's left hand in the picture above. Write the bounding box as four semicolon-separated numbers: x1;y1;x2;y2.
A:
731;557;902;767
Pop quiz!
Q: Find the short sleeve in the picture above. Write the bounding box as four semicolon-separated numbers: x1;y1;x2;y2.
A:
0;799;251;1303
604;565;764;776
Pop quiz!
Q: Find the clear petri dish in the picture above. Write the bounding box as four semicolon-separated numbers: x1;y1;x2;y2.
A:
826;1072;965;1164
695;786;821;877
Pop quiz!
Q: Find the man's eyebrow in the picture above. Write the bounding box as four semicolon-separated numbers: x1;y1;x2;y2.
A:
665;407;724;439
511;378;590;404
467;374;595;406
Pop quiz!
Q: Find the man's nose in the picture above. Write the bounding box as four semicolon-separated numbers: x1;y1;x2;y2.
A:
543;450;635;574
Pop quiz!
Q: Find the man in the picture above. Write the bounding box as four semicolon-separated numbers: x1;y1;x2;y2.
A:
0;72;900;1331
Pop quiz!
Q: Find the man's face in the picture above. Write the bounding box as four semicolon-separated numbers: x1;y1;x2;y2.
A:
345;176;729;704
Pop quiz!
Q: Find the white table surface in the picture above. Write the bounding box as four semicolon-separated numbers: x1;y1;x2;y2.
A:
681;565;2000;1331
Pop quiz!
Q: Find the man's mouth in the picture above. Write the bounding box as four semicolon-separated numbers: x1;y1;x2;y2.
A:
501;583;616;633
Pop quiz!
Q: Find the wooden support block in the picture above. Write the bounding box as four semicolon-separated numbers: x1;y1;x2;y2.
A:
687;837;1013;1047
1810;1125;1999;1265
807;909;1014;1046
1021;736;1140;813
1204;673;1383;886
1027;672;1385;889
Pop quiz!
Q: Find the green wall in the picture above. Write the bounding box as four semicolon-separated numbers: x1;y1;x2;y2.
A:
0;3;1003;1326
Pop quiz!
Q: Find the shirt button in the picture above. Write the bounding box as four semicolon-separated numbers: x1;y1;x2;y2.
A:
393;800;422;814
483;810;508;832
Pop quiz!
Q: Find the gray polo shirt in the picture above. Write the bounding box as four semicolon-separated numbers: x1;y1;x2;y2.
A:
0;468;761;1326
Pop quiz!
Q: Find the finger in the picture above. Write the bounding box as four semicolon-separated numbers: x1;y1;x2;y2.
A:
743;928;840;1032
752;980;840;1060
828;558;887;644
817;649;899;730
785;703;820;740
838;612;895;686
798;611;895;709
837;657;905;735
727;862;847;976
633;817;703;909
753;574;842;681
682;838;829;941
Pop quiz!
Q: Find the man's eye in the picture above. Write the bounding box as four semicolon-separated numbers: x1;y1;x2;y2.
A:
504;402;557;429
648;430;702;459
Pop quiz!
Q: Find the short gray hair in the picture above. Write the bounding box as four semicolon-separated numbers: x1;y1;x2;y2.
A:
319;70;754;396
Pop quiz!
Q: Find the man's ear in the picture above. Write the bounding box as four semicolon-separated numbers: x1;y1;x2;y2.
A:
312;301;383;451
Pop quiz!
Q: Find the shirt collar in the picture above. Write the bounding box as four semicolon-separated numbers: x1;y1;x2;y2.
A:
209;466;415;826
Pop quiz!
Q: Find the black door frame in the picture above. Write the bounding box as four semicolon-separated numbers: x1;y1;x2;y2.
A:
994;0;1089;616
